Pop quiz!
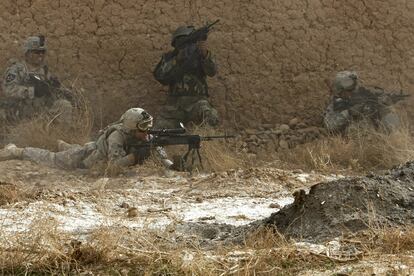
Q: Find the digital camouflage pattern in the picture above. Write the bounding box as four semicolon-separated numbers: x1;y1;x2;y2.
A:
1;59;72;125
153;43;219;128
5;123;170;170
324;85;401;132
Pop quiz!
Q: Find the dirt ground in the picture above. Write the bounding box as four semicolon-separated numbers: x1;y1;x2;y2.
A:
0;158;413;274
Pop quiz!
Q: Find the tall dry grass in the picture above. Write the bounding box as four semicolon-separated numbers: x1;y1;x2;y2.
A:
4;85;93;151
1;214;413;275
279;120;414;172
160;125;247;173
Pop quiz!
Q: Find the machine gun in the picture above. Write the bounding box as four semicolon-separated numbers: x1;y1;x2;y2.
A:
171;19;220;56
131;126;235;171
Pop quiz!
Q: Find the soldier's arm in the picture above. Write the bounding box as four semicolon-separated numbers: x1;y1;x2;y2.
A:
106;131;135;167
2;64;34;100
201;51;217;77
153;53;184;85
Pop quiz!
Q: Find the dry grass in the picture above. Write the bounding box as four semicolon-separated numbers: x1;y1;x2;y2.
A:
279;120;414;172
160;125;247;173
1;215;413;275
0;182;36;206
355;226;414;255
0;224;332;275
195;126;245;172
4;85;93;151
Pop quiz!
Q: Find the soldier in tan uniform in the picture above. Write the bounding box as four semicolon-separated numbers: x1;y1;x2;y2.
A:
0;108;173;171
1;35;72;124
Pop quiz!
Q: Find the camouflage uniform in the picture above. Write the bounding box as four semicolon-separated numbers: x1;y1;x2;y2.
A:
0;36;72;125
20;124;169;170
324;71;400;132
0;108;172;170
153;28;219;129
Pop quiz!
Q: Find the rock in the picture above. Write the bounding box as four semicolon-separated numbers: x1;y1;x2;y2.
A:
269;203;281;209
127;207;138;218
120;202;130;209
245;128;256;135
289;118;299;128
195;196;203;203
279;124;290;132
247;153;257;159
279;139;289;149
262;124;273;130
296;122;307;129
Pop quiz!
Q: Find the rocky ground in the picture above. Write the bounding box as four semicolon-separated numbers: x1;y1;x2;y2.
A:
240;118;325;156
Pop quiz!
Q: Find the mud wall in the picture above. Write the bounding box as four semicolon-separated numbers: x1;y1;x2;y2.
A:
1;0;414;128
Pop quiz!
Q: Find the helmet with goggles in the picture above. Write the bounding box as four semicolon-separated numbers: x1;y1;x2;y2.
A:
121;108;153;131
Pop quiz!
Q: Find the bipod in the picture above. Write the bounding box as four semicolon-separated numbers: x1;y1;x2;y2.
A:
182;137;203;173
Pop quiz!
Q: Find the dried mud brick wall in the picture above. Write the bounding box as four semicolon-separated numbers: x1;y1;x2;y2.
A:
1;0;414;128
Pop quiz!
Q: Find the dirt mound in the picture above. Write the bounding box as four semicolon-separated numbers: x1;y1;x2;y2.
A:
263;162;414;241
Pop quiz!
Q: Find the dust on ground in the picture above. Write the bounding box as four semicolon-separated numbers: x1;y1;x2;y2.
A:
0;160;337;238
1;160;414;275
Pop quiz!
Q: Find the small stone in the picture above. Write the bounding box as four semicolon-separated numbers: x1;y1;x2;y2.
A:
279;124;290;132
296;122;307;129
262;124;272;130
269;203;281;209
247;153;257;159
279;139;289;149
127;207;138;218
289;118;299;127
120;202;130;209
245;128;256;135
195;196;203;203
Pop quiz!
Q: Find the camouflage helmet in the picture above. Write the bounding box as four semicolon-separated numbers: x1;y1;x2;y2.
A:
23;35;47;53
121;108;153;131
334;71;358;92
171;25;195;47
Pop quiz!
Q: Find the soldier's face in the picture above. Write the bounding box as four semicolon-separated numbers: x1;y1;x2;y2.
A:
134;130;149;141
26;50;46;66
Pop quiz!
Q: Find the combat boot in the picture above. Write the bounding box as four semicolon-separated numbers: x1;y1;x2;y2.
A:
57;139;72;151
0;144;23;161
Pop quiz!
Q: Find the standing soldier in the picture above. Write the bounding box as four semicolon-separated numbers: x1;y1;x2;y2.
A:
153;24;219;129
1;35;72;125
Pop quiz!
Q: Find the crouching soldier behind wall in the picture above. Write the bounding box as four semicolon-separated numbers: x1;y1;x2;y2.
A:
323;71;401;133
153;25;219;129
0;108;173;172
1;35;72;125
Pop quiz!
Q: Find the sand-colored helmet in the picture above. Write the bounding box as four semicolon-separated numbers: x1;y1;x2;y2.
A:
23;35;47;53
334;71;358;92
121;108;153;131
171;25;195;47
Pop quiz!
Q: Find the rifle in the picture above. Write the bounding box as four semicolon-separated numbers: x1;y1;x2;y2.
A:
171;19;220;56
333;87;410;115
131;129;235;171
26;73;73;101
